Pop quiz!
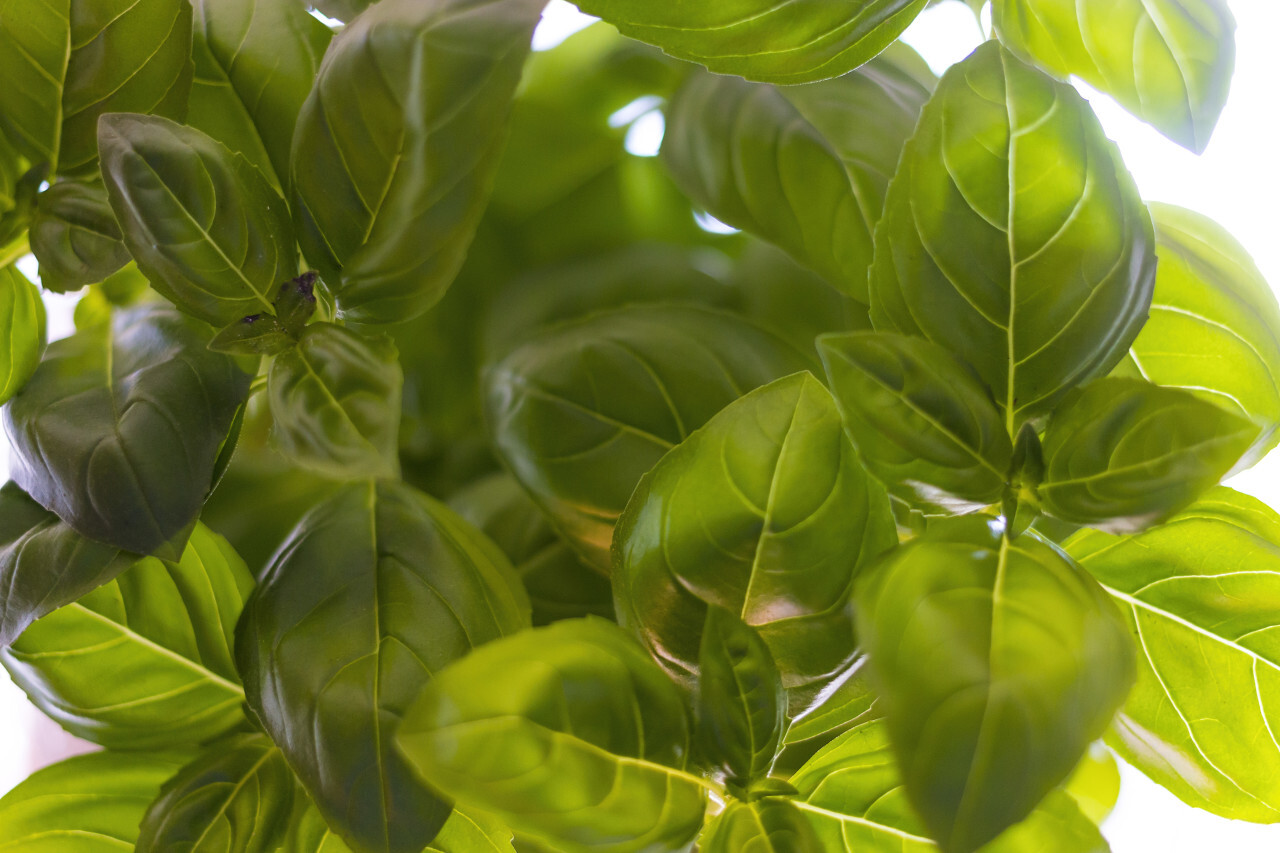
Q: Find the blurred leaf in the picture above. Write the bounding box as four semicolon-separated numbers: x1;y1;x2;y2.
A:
1064;743;1121;826
30;180;130;292
701;799;822;853
0;262;45;405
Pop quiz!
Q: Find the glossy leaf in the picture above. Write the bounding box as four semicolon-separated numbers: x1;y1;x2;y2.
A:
701;799;823;853
29;180;130;292
397;618;710;853
286;799;516;853
993;0;1236;152
98;114;297;328
290;0;544;324
662;46;933;301
856;517;1134;852
614;372;897;709
0;751;191;851
188;0;331;189
3;302;251;557
569;0;930;85
236;480;530;853
1066;488;1280;822
776;658;879;775
1039;378;1257;533
820;331;1012;514
268;323;403;480
1115;204;1280;461
869;41;1156;429
486;304;815;572
2;523;252;749
137;734;295;853
0;0;193;176
0;263;46;405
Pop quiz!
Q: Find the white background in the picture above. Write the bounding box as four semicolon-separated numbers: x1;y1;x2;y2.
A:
1;2;1278;850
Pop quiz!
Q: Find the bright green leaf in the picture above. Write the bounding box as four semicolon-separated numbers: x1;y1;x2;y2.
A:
776;659;879;775
29;180;130;292
0;263;45;405
285;799;516;853
1064;743;1121;826
701;799;823;853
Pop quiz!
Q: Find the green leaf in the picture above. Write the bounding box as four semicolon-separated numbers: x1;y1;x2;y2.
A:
29;180;130;292
1115;204;1280;461
993;0;1235;152
285;800;516;853
0;0;193;176
820;331;1013;514
137;734;295;853
1065;488;1280;822
0;263;46;405
701;799;823;853
695;607;787;790
3;302;251;556
1;523;251;749
290;0;544;324
210;314;296;357
869;41;1156;430
311;0;370;22
855;517;1134;852
485;304;816;572
661;45;933;301
775;659;879;775
267;323;403;480
236;480;531;853
397;618;710;853
1039;378;1258;533
569;0;930;85
98;113;298;328
188;0;331;190
614;372;896;710
0;751;192;851
1064;743;1121;826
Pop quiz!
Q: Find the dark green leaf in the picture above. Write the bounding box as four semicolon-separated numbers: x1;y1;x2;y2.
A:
98;113;298;328
285;799;516;853
138;734;295;853
486;304;816;572
869;41;1156;429
210;313;296;357
0;0;194;175
268;323;403;480
701;799;822;853
3;302;251;556
2;523;252;749
993;0;1235;152
661;46;933;301
0;751;192;851
614;372;896;711
1039;378;1257;532
569;0;930;85
1115;203;1280;462
188;0;331;189
397;618;710;853
290;0;544;324
275;272;319;338
30;180;130;292
1066;488;1280;821
236;480;531;853
0;263;45;405
856;517;1134;852
820;331;1012;514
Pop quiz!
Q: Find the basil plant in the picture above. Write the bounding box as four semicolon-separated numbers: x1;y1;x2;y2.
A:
0;0;1271;851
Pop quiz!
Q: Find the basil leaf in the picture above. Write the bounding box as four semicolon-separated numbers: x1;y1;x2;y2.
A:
290;0;544;324
236;480;531;853
188;0;331;190
702;799;822;853
856;518;1134;852
993;0;1235;152
1064;743;1121;826
820;331;1013;514
98;114;298;328
1;523;251;749
776;659;879;775
285;799;516;853
29;180;130;292
0;263;45;405
3;302;252;557
311;0;370;22
1039;378;1258;533
268;323;403;480
1065;488;1280;821
569;0;930;85
662;45;933;301
397;618;710;853
0;0;193;176
1116;204;1280;462
137;734;294;853
615;372;896;709
869;41;1156;429
486;304;816;572
695;607;787;790
0;751;192;851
